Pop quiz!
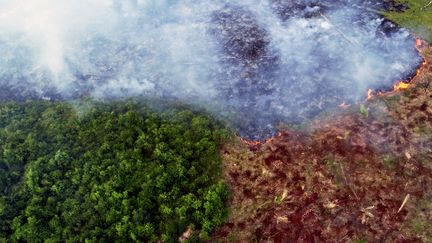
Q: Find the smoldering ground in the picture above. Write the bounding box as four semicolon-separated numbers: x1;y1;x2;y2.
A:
0;0;422;139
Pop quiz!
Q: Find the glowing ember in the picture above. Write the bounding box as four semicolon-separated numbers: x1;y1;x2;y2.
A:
416;38;423;48
367;89;373;100
240;132;283;146
339;102;351;108
415;38;428;69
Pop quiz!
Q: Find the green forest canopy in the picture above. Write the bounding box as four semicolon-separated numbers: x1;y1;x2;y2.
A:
0;100;230;242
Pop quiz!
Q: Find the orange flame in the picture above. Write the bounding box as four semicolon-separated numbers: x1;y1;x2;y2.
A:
367;38;428;97
240;132;283;147
393;81;410;91
243;39;428;146
240;137;262;146
415;38;428;67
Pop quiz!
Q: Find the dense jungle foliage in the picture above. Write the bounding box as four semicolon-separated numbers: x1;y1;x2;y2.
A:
0;100;230;242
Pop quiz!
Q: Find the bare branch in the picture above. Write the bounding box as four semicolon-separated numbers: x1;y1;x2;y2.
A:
319;13;360;46
421;0;432;10
397;194;410;213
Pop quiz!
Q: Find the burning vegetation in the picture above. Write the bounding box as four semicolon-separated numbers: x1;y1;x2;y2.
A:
0;0;424;141
0;1;431;241
214;39;432;241
367;38;428;99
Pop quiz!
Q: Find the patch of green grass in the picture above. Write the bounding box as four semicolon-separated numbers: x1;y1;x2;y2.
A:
405;195;432;241
384;0;432;42
359;104;369;118
381;155;398;169
273;195;284;204
411;218;427;234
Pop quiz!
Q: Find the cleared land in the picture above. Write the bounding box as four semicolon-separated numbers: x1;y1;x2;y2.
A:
213;38;432;242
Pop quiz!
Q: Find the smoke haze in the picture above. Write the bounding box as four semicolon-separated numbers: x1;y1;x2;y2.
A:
0;0;422;139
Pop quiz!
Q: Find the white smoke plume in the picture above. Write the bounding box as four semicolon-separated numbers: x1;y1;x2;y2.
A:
0;0;422;138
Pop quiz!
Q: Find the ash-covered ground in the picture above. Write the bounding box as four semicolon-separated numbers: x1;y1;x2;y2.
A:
0;0;423;139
